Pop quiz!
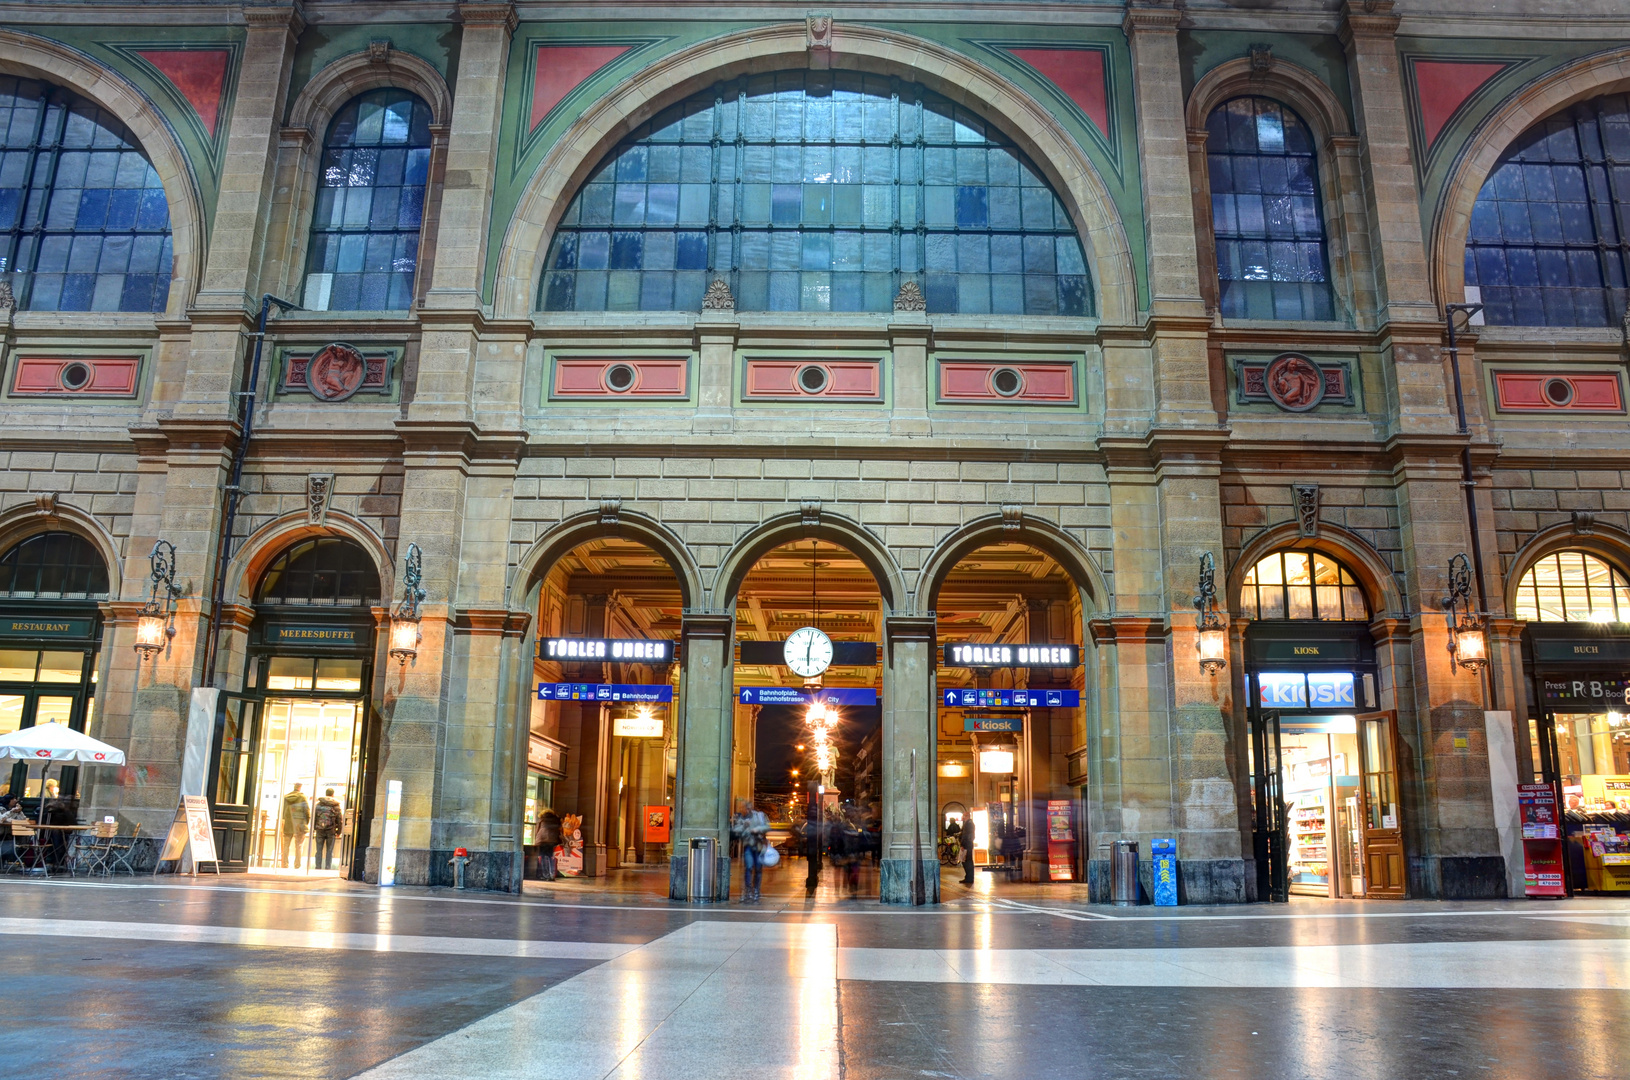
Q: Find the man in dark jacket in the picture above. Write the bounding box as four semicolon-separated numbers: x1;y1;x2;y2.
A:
960;813;976;885
536;809;562;881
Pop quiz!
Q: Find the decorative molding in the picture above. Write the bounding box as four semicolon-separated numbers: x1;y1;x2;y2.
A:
701;278;735;312
1002;504;1024;532
1293;484;1320;538
0;278;13;311
599;497;623;528
33;492;58;520
806;13;833;52
1491;371;1623;414
1232;354;1354;411
457;1;517;33
1573;511;1596;537
306;474;334;526
893;280;926;312
800;499;823;529
937;359;1077;406
1248;43;1274;78
367;38;392;64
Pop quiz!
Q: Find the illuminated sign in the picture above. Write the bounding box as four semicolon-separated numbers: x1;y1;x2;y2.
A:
943;643;1079;668
963;716;1023;732
0;618;92;638
1256;671;1355;709
540;638;673;663
537;682;673;702
266;625;358;645
613;712;665;738
943;688;1079;708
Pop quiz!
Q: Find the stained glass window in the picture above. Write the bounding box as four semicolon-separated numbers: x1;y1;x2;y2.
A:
1514;551;1630;622
1207;97;1334;322
0;532;109;598
303;89;432;312
256;538;380;607
540;71;1094;316
1240;551;1368;621
0;76;172;313
1464;93;1630;327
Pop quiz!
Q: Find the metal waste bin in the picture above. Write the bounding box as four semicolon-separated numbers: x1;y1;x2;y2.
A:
1111;839;1139;906
687;836;718;902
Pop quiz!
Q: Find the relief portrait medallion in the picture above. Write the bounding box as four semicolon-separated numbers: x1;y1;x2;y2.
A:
1264;352;1325;413
306;342;367;402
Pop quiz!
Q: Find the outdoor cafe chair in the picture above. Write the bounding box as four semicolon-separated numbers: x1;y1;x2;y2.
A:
105;823;143;876
70;822;119;878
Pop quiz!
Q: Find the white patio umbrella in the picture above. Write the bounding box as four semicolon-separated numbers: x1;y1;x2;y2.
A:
0;722;126;823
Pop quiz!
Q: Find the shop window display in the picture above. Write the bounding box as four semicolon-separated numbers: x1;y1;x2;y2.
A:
1240;550;1368;621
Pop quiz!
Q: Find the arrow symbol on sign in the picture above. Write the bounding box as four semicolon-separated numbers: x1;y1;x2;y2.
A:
945;690;958;706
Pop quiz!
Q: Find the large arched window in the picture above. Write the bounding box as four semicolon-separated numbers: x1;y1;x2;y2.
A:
0;75;172;313
1514;551;1630;622
302;89;432;312
1206;97;1334;322
1240;550;1368;621
256;538;380;608
540;71;1094;316
0;531;109;599
1464;93;1630;327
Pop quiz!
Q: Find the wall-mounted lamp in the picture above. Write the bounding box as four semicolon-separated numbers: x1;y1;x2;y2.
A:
978;748;1015;774
1194;551;1228;675
1443;552;1488;672
134;540;182;663
388;542;426;667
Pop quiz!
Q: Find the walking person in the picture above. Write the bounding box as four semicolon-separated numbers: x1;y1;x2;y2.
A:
731;798;770;902
960;811;977;885
280;783;311;869
312;788;343;870
535;808;562;881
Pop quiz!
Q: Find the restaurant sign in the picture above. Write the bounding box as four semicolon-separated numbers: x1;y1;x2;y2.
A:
265;625;358;646
0;617;93;638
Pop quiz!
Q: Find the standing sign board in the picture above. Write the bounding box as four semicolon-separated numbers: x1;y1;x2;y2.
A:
156;795;220;875
1518;784;1566;897
1046;799;1074;881
643;805;672;845
1151;837;1178;906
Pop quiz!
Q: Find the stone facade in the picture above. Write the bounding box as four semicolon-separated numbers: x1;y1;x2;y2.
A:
2;0;1627;901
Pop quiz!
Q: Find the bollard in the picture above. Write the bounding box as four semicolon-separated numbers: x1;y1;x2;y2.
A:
1110;839;1139;906
450;846;470;889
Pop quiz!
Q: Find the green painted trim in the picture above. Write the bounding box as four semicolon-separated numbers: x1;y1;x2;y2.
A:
1483;362;1628;419
0;343;154;406
927;350;1088;412
286;23;460;124
1180;31;1355;128
962;39;1124;181
270;343;404;404
1223;349;1368;416
734;347;890;409
539;347;698;408
102;40;242;174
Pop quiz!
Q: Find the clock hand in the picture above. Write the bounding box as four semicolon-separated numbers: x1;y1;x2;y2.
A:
805;636;813;663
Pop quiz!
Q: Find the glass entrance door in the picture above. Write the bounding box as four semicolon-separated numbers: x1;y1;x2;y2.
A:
1251;710;1288;902
251;698;364;874
1358;712;1405;898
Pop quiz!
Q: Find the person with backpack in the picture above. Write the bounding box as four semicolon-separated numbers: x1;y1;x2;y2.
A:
312;788;343;870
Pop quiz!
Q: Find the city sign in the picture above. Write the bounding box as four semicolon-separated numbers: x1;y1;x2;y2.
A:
737;686;878;707
539;637;673;662
943;688;1079;708
537;682;674;703
943;643;1079;668
1255;671;1354;709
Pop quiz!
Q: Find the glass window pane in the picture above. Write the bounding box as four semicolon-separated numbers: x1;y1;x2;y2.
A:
315;659;363;692
0;650;37;681
37;652;83;683
34;696;74;726
0;695;21;737
265;657;314;691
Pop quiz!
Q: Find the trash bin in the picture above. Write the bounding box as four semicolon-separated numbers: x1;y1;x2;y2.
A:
1111;839;1139;906
687;836;717;902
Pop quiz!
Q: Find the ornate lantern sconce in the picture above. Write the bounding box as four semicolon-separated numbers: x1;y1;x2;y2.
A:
389;542;426;667
1443;552;1488;672
1194;551;1228;675
134;540;183;663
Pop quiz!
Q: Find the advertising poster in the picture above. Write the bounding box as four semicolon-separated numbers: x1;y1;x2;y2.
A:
1046;800;1074;841
1046;800;1075;881
644;805;671;844
1518;784;1566;897
1151;838;1178;906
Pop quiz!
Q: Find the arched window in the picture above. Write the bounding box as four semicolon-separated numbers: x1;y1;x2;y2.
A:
540;71;1094;316
0;532;109;598
1206;97;1334;322
302;89;432;312
0;75;172;313
1514;551;1630;622
1240;550;1368;621
1464;93;1630;327
256;538;380;607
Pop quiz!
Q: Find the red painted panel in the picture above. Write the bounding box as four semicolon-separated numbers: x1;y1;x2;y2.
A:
138;49;231;138
552;358;688;398
1009;48;1108;138
1412;59;1509;150
631;359;687;396
938;361;1076;404
11;356;140;397
824;362;881;397
1494;372;1623;413
744;361;801;397
742;360;881;399
1019;364;1074;401
531;45;632;132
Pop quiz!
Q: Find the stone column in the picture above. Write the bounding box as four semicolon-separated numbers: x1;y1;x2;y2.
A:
880;614;936;903
670;612;733;899
693;315;737;435
888;313;931;436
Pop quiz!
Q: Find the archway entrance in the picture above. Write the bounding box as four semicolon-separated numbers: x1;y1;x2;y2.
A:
731;538;884;900
529;536;684;879
931;542;1088;890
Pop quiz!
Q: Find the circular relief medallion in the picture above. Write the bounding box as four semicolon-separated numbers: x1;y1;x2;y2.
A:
1264;353;1325;412
306;342;367;402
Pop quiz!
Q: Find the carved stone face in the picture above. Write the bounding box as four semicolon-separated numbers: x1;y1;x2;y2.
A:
1264;353;1324;412
307;343;367;402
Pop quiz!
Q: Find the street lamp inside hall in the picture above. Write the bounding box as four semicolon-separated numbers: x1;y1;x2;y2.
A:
1194;551;1228;675
1443;552;1488;672
389;542;426;667
134;540;183;664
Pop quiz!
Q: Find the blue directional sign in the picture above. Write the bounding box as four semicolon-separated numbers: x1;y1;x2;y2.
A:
537;683;673;703
942;688;1079;709
737;686;879;707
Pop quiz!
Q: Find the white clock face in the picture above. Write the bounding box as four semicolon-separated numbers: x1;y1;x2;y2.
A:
783;626;834;677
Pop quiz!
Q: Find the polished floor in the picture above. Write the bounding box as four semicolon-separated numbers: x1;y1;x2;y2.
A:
2;861;1625;1079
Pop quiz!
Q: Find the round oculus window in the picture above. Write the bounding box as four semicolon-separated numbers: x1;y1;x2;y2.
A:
603;363;637;393
797;364;829;394
991;367;1024;397
1542;377;1574;407
59;362;93;391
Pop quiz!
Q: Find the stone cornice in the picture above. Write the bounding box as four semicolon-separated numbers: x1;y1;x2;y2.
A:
1338;0;1399;44
454;607;531;636
396;419;527;463
243;2;306;36
457;0;516;33
680;611;734;640
1088;615;1167;645
1122;4;1182;35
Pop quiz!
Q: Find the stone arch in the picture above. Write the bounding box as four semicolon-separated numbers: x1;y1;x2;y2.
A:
512;508;705;612
914;514;1107;617
285;48;453;134
223;511;394;608
0;29;208;317
712;511;906;613
1185;56;1368;323
493;21;1138;325
1430;46;1630;310
1229;522;1405;619
1503;521;1630;618
0;500;122;598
